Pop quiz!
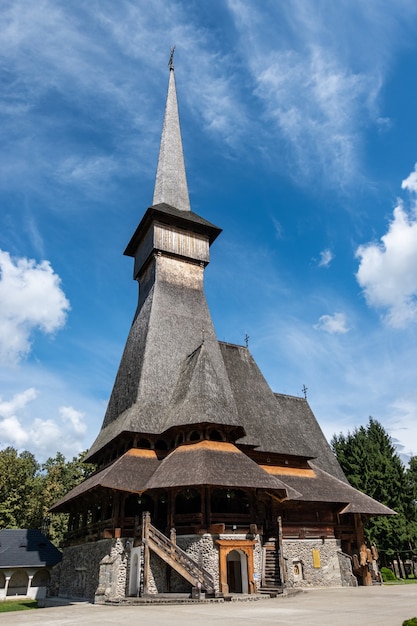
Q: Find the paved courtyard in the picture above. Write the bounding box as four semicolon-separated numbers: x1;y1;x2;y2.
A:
4;586;417;626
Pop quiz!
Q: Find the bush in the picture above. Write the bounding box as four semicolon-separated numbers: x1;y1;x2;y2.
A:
403;619;417;626
381;567;397;582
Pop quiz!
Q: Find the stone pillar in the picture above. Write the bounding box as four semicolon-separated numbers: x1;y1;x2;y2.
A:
26;574;33;598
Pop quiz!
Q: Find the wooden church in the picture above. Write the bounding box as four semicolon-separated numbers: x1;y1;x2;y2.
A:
51;57;394;602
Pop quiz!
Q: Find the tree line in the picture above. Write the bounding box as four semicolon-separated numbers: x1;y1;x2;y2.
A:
331;418;417;563
1;417;416;558
0;447;95;545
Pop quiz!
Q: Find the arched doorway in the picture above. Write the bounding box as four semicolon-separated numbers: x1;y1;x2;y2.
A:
226;550;249;593
129;549;141;596
217;539;256;595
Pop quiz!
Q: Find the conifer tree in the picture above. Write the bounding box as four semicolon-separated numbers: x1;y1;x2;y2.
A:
331;418;417;561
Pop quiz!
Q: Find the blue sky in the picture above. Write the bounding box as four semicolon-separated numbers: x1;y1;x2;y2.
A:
1;0;417;464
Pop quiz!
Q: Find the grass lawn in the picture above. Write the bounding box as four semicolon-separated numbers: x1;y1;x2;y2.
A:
0;600;38;612
384;578;417;585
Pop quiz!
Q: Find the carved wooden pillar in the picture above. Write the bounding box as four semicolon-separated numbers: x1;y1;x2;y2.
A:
168;489;175;530
206;486;212;528
354;513;372;586
201;485;206;530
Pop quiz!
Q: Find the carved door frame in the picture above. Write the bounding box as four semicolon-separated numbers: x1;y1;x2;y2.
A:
216;539;256;595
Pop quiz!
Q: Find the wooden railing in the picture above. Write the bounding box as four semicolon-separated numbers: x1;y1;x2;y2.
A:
142;512;215;595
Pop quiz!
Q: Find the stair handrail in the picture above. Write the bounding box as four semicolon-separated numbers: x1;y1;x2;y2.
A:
142;512;215;593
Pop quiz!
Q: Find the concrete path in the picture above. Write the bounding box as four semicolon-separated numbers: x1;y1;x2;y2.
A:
4;586;417;626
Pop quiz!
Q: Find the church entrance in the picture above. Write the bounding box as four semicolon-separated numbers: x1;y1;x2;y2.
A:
226;550;248;593
217;539;256;594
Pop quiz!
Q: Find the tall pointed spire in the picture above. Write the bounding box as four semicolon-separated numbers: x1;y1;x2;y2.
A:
152;48;191;212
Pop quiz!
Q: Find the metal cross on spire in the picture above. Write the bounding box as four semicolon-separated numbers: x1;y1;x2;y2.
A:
168;45;176;71
302;384;308;400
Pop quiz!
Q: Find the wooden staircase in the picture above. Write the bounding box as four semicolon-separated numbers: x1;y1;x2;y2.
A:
142;512;215;596
259;539;283;596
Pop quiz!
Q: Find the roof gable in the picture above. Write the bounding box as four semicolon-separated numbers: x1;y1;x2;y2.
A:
162;343;243;432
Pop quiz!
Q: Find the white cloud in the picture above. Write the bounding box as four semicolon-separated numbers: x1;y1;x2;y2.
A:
387;397;417;458
314;312;349;334
0;387;88;460
0;387;38;417
59;406;87;436
318;249;333;268
0;388;38;448
0;250;70;364
0;415;29;447
356;202;417;327
402;163;417;195
226;1;380;186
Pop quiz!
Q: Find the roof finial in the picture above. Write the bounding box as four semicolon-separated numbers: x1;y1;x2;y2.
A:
302;384;308;400
168;46;176;71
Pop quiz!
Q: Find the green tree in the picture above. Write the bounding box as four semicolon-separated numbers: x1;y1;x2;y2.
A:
0;447;41;529
331;418;417;561
38;451;95;545
0;447;95;546
407;456;417;502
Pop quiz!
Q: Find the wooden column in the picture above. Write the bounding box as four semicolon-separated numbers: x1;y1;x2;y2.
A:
168;490;175;530
206;486;212;528
354;513;372;586
201;485;206;530
277;515;286;584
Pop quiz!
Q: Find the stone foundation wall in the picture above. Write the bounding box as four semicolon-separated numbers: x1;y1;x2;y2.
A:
338;551;358;587
58;539;129;601
144;533;263;594
47;562;61;597
145;534;220;594
283;539;346;588
55;535;350;600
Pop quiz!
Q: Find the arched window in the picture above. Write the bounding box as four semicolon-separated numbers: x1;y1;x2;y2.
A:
189;431;200;442
208;429;223;441
138;438;151;449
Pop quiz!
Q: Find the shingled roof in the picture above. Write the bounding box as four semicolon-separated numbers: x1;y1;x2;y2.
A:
85;273;243;462
145;440;301;497
51;449;159;512
152;62;190;212
273;393;348;482
261;463;396;515
0;529;62;568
